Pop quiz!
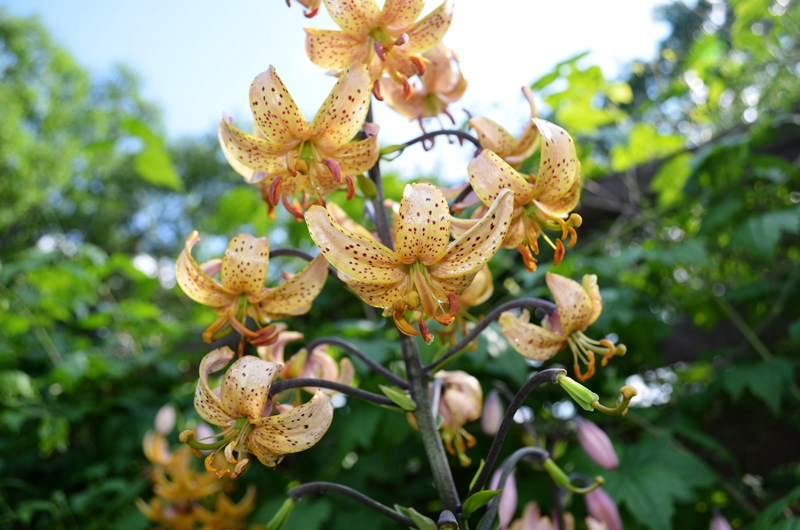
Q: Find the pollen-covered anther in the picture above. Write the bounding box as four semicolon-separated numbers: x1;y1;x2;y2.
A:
401;75;412;99
393;310;419;337
286;150;298;176
230;457;250;479
372;80;384;101
435;292;459;326
410;55;427;76
344;175;355;200
517;244;538;273
269;176;283;206
322;158;343;184
394;32;408;47
554;239;566;265
282;193;305;220
304;6;319;17
205;453;230;478
418;317;434;344
224;440;238;464
373;41;387;62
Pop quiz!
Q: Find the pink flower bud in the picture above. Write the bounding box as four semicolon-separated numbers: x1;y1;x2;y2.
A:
710;514;733;530
481;389;504;436
584;487;621;530
576;417;618;470
490;469;517;530
154;404;176;435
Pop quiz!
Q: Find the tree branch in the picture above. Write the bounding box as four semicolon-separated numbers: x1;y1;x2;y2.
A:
303;336;408;389
269;378;395;407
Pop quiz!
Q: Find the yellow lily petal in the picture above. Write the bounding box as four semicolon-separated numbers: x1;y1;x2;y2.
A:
323;0;381;39
381;0;425;32
257;254;329;319
449;215;478;240
499;309;565;361
248;390;334;467
403;0;454;54
460;265;493;307
176;231;237;310
534;166;581;217
508;87;540;165
395;183;450;266
531;118;579;205
220;355;281;420
468;150;535;207
545;272;595;335
194;347;237;427
469;117;518;160
304;28;369;71
304;161;342;198
429;189;514;292
218;118;291;173
309;65;372;152
220;234;270;302
305;205;405;285
249;66;308;147
343;276;409;308
327;135;379;174
582;274;603;327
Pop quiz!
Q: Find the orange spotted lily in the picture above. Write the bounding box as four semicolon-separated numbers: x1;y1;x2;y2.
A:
305;183;513;343
176;231;327;354
435;370;482;466
499;272;625;381
218;65;378;218
305;0;454;99
470;86;540;169
384;43;467;126
462;118;582;272
182;347;334;477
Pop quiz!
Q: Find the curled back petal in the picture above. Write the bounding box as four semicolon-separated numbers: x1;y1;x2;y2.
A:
470;117;518;159
248;390;334;466
545;272;595;334
582;274;603;327
323;0;381;39
249;66;308;147
176;231;236;310
531;118;579;205
305;205;404;284
258;255;329;320
218;119;291;174
309;65;372;152
460;265;493;307
305;28;370;71
449;216;478;240
395;183;450;265
429;189;514;290
499;310;565;361
402;0;454;55
220;356;281;420
220;234;270;302
533;164;581;216
507;87;540;165
381;0;425;32
195;347;237;427
468;150;534;207
326;136;379;175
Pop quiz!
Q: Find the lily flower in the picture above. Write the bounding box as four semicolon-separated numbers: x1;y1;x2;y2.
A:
305;0;454;99
436;370;483;466
287;0;321;18
436;265;494;347
305;183;514;343
218;65;378;219
509;502;580;530
499;272;626;381
182;347;334;477
462;119;582;272
176;231;328;354
470;87;540;169
383;43;467;126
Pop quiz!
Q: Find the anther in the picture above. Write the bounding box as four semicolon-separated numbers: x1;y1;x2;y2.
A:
322;158;342;183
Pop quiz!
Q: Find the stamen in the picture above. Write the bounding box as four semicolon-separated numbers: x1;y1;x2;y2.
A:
393;310;419;337
418;317;434;344
322;158;343;183
394;32;408;47
373;41;387;62
410;55;426;76
285;150;298;176
517;244;538;273
281;193;305;220
224;441;238;464
304;6;319;17
401;75;412;99
269;176;283;206
554;239;565;265
372;80;383;101
344;175;355;201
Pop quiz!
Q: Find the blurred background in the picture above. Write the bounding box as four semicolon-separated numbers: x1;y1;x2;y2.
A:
0;0;798;528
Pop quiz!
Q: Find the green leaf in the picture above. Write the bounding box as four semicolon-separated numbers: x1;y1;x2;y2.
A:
378;384;416;411
461;490;502;518
720;358;796;413
469;459;486;491
610;123;685;172
730;207;800;262
749;483;800;530
650;152;694;207
120;117;183;191
406;507;437;530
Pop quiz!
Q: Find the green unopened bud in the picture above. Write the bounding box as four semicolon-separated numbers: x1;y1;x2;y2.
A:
356;173;377;198
267;497;295;530
543;458;570;488
556;373;599;411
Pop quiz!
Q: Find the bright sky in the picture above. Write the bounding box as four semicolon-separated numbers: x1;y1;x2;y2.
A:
5;0;672;180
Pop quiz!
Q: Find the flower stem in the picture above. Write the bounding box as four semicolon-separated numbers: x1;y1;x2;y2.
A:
288;481;415;527
303;337;409;388
269;378;395;407
365;105;394;249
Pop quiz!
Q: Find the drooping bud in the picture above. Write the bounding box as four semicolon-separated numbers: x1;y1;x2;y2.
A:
575;417;618;470
481;389;504;436
584;487;622;530
490;469;517;530
154;404;176;435
709;513;733;530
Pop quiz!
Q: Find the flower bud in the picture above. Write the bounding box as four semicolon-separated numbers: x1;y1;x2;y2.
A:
710;514;733;530
490;469;517;530
576;417;618;470
481;389;504;436
584;487;622;530
154;404;176;435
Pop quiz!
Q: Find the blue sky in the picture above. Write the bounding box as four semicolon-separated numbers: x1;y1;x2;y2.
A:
5;0;672;180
